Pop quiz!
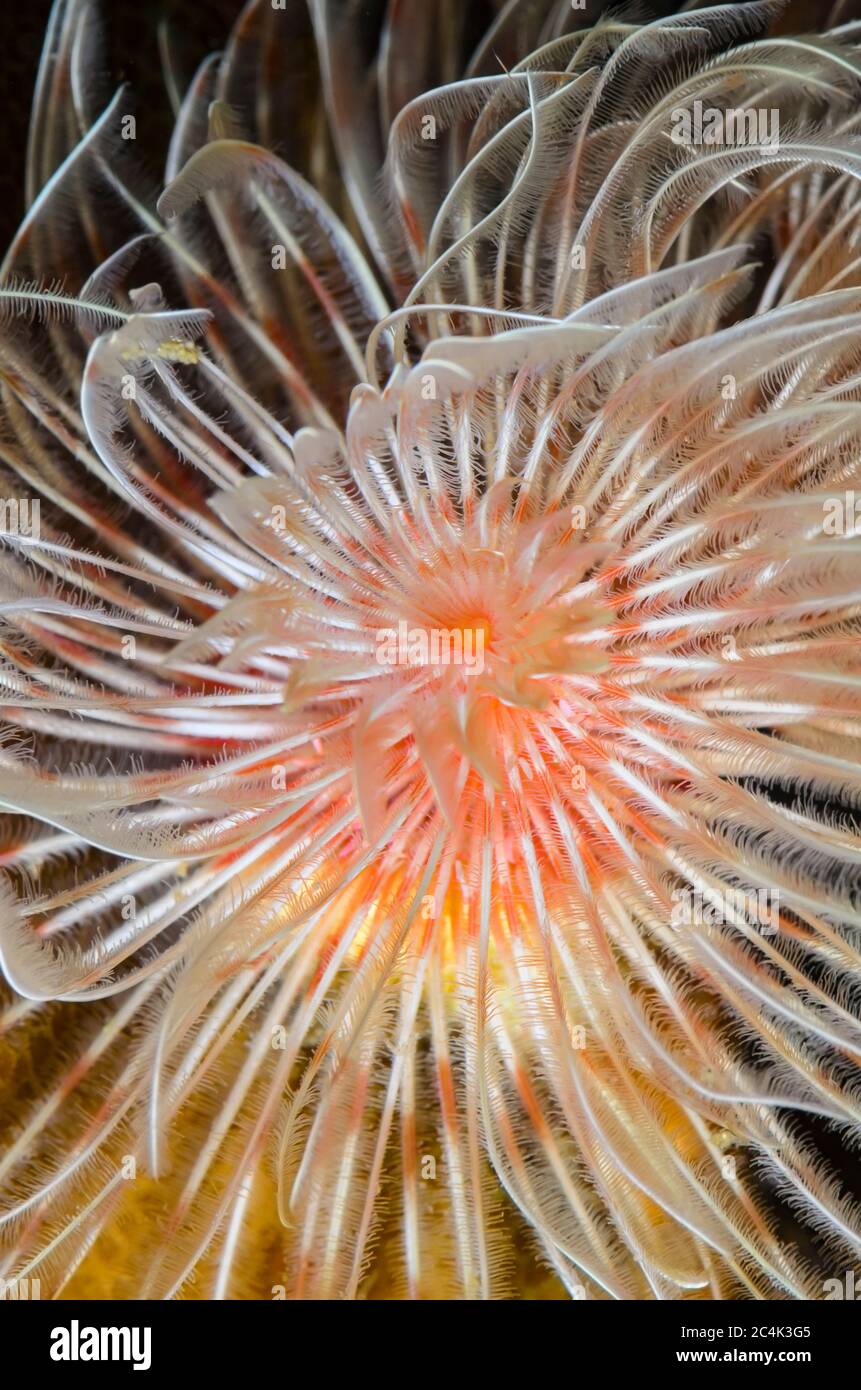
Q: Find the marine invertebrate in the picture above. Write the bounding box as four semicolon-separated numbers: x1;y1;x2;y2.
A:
1;0;860;1300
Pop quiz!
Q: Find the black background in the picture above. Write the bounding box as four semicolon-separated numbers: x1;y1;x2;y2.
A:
0;0;850;251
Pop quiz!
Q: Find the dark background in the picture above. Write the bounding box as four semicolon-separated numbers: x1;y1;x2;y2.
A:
0;0;246;249
0;0;851;251
0;0;859;1287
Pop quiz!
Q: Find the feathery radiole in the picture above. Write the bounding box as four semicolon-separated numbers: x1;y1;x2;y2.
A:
0;0;860;1300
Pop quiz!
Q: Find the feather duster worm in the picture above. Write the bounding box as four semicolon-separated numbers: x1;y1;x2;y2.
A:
0;0;860;1301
